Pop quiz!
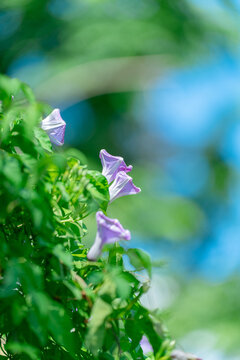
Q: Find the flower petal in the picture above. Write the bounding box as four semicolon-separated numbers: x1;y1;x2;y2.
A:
140;336;153;355
109;171;141;203
41;108;66;146
100;149;132;184
87;211;130;261
86;233;103;261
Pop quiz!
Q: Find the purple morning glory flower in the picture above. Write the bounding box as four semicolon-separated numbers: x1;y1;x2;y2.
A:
41;108;66;146
140;336;153;354
87;211;131;261
100;149;132;184
109;171;141;203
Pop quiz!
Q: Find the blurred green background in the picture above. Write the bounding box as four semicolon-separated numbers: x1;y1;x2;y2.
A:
1;0;240;359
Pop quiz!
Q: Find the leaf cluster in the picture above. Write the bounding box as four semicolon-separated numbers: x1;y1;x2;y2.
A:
0;75;174;359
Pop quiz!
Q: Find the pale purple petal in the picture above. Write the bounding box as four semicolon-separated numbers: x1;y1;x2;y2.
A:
100;149;132;184
87;211;130;261
86;233;103;260
41;108;66;146
140;336;153;354
109;171;141;203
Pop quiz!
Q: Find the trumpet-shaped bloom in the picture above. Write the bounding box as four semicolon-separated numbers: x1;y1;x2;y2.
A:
41;109;66;146
100;149;132;184
140;336;153;354
87;211;131;261
109;171;141;203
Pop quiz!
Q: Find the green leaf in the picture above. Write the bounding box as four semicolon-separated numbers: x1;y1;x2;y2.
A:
85;170;109;211
6;342;40;360
47;303;77;358
0;75;21;106
21;82;35;103
34;127;53;152
114;273;132;300
64;148;87;164
86;298;112;356
127;248;152;278
2;154;22;188
53;244;73;268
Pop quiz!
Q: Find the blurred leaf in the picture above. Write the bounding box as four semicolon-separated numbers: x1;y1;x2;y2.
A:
47;303;77;358
53;244;73;268
127;248;152;278
6;342;40;360
86;298;112;356
64;148;87;164
21;82;35;103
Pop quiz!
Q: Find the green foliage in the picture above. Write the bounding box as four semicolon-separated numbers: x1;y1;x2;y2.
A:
110;193;206;242
165;277;240;355
0;75;174;359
